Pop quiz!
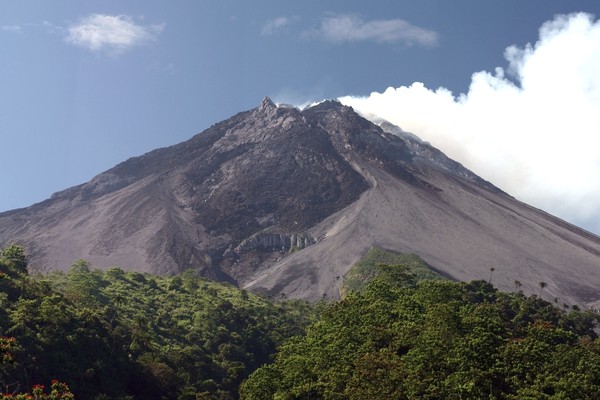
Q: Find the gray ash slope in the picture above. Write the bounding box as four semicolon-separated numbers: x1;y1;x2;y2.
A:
2;97;600;307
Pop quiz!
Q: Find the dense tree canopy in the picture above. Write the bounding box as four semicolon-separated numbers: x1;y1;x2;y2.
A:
0;245;314;399
241;269;600;399
3;244;600;399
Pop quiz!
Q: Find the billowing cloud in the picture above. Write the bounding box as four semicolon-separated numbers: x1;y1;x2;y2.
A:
261;16;294;35
66;14;164;55
340;12;600;233
309;14;438;46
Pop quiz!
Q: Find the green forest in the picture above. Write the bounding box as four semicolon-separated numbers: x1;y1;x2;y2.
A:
2;244;600;399
0;244;315;399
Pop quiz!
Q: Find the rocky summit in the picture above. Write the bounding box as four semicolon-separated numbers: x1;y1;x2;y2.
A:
2;97;600;307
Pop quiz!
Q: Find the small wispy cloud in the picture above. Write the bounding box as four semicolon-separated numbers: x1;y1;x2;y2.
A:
0;21;64;35
1;25;22;33
42;21;65;35
65;14;165;55
308;14;438;46
261;16;297;36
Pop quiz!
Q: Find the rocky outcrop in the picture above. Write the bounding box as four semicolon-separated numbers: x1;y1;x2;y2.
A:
235;232;315;253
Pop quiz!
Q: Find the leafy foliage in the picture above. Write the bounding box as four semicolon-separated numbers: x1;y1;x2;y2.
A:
1;335;74;399
0;380;75;400
1;244;28;277
340;247;443;296
0;246;314;399
242;276;600;399
4;244;600;399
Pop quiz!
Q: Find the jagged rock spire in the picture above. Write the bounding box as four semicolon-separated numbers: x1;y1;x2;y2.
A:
259;96;276;111
255;96;278;120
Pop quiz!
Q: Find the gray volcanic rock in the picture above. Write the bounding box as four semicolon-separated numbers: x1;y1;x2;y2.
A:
0;98;367;282
2;97;600;307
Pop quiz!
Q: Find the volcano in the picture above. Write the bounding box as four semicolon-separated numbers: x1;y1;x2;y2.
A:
2;97;600;307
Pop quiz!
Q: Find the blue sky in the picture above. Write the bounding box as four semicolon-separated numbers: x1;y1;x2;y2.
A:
2;1;600;233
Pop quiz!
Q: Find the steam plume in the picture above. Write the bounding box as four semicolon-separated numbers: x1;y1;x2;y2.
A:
340;13;600;233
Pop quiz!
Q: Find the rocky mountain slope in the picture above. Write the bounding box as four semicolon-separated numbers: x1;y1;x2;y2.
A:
2;97;600;307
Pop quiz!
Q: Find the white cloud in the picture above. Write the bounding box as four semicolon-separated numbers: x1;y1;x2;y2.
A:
261;16;296;35
309;14;438;46
340;13;600;233
66;14;164;55
1;25;22;33
42;21;65;35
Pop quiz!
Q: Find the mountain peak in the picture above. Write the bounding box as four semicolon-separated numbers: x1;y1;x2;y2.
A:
305;99;345;113
259;96;276;111
3;97;600;307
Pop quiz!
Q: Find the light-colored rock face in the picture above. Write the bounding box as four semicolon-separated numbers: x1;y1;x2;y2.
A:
2;98;600;307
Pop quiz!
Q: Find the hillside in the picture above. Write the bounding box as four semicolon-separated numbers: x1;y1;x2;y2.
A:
242;272;600;399
339;246;444;297
0;245;314;400
1;98;600;307
3;245;600;399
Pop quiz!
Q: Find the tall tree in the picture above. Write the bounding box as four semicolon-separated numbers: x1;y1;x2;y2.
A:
0;244;27;276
